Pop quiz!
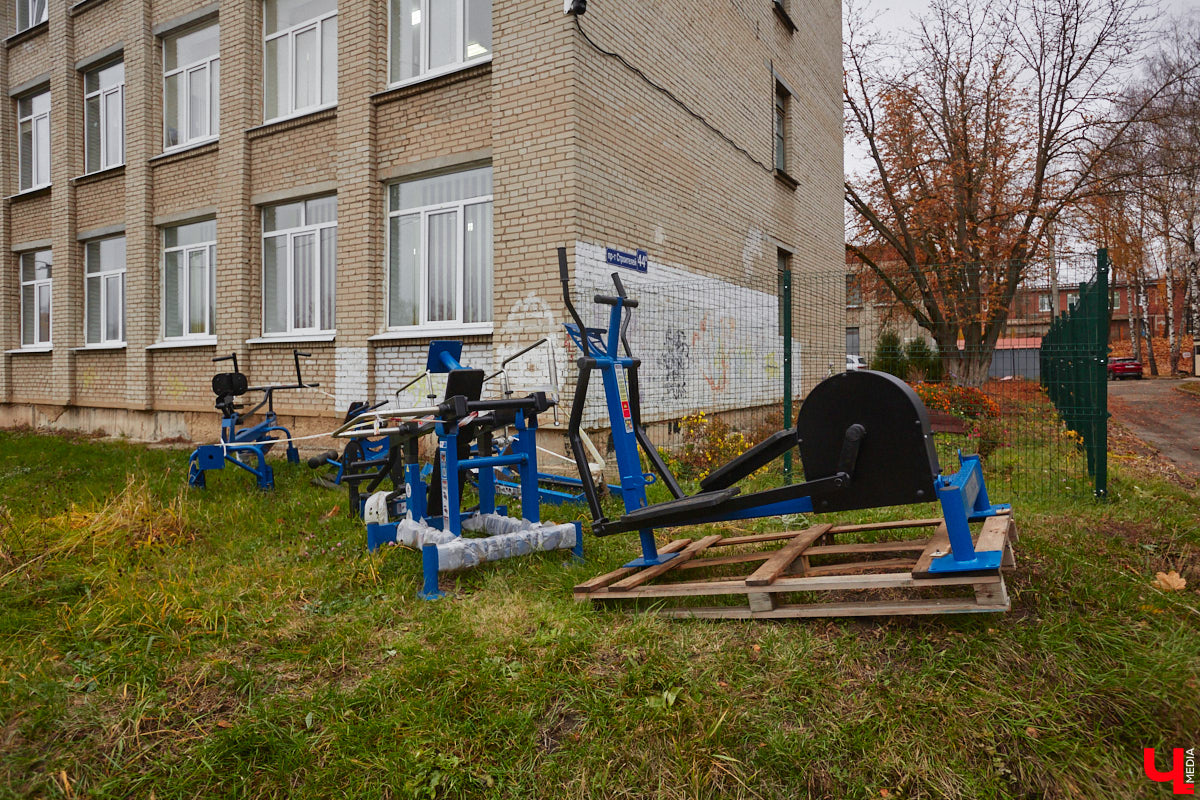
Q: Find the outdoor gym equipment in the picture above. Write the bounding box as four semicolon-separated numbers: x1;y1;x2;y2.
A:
188;349;316;490
558;247;1017;617
307;401;393;514
334;340;582;600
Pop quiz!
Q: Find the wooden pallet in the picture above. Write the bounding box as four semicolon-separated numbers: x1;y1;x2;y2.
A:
574;514;1017;619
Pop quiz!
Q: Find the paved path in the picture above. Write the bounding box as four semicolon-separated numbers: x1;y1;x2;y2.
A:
1108;378;1200;475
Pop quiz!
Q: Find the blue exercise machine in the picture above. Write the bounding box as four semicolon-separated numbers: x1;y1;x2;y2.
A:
307;401;393;515
188;349;315;491
557;247;1009;576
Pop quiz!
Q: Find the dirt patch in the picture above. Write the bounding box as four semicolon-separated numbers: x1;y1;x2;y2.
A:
537;706;584;754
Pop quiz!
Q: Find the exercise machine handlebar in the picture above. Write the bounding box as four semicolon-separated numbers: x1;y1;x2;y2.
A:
558;247;590;358
334;393;556;439
213;349;320;392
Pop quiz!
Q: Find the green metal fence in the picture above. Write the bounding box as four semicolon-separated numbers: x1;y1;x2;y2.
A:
1039;249;1110;498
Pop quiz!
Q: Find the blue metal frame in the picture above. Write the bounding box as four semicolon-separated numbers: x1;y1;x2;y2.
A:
188;413;299;490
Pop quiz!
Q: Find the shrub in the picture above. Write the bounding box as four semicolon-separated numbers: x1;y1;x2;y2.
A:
904;338;944;382
913;382;1000;420
871;330;907;377
663;412;756;481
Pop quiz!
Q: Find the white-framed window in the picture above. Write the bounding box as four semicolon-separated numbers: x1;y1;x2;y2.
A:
163;219;216;339
774;82;789;173
1067;292;1079;309
1111;290;1121;311
17;90;50;191
263;196;337;335
1038;293;1051;312
18;250;52;348
84;236;126;345
16;0;47;33
386;166;492;329
389;0;492;86
84;60;125;173
264;0;337;122
164;22;220;150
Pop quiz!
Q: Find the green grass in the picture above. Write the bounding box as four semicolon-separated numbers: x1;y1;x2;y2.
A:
0;428;1197;799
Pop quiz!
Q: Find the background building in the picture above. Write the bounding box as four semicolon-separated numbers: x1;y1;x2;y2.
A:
1;0;843;440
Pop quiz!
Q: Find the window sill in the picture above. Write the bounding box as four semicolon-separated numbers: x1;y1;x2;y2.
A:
774;169;798;190
152;139;219;165
6;345;52;354
71;0;114;16
369;324;494;342
249;105;338;139
772;1;798;32
73;343;126;351
146;336;217;350
246;333;336;345
73;165;125;186
372;61;493;106
7;184;51;201
6;19;47;48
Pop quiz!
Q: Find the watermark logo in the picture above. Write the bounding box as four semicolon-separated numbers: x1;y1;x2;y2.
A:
1144;748;1196;795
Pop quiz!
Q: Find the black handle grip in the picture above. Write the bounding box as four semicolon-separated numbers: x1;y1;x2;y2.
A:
594;294;638;308
611;272;628;298
213;353;239;374
558;247;570;283
295;351;312;358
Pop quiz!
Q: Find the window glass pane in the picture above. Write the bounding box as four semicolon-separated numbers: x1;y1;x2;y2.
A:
17;0;28;30
86;277;101;343
104;89;123;166
265;37;286;119
171;219;216;246
292;233;315;329
427;211;457;322
429;0;459;71
465;0;491;59
396;167;492;210
99;62;124;90
188;249;208;334
319;227;336;330
19;121;33;189
321;16;337;103
264;201;303;232
32;0;46;24
85;95;101;171
37;283;51;344
85;241;102;274
463;201;492;324
20;254;34;283
209;244;217;334
166;24;219;71
32;91;49;115
293;25;319;110
18;96;31;118
100;237;126;269
266;0;337;34
164;72;181;147
389;214;420;327
21;286;35;346
187;65;208;139
164;250;183;338
263;235;289;333
36;250;52;280
211;59;220;133
390;0;421;82
105;275;123;341
34;115;49;186
306;195;337;225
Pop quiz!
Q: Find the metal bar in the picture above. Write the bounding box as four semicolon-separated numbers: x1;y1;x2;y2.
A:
781;267;793;484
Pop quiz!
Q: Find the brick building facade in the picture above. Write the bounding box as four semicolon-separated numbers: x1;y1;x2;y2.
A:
1;0;842;442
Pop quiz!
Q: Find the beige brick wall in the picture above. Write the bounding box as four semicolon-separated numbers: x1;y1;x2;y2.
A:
1;0;842;442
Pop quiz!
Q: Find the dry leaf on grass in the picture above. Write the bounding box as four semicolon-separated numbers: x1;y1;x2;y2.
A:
1152;570;1187;592
320;505;340;521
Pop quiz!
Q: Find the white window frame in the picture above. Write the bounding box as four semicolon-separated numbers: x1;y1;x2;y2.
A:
261;199;337;336
263;3;337;122
17;89;50;191
84;236;126;346
16;0;47;33
19;250;52;349
385;173;493;332
84;61;125;173
1038;293;1051;313
162;222;217;340
162;23;220;151
387;0;492;88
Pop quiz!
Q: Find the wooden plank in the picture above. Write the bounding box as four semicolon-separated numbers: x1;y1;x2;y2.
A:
660;593;1009;619
976;516;1011;555
827;518;943;535
912;523;951;576
745;525;832;586
805;538;929;556
593;569;999;600
677;551;773;570
573;538;691;594
801;557;918;577
974;580;1009;607
607;535;723;591
1002;537;1016;569
747;592;775;613
712;530;807;547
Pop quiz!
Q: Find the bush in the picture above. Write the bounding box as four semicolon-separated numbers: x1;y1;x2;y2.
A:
913;382;1000;420
904;338;944;382
662;412;756;481
870;330;908;377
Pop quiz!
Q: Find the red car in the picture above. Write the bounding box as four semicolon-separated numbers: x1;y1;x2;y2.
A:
1108;357;1144;380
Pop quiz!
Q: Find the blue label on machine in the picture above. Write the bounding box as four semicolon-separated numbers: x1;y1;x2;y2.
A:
606;247;648;273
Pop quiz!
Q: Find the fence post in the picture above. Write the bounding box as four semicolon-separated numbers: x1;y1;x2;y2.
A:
781;267;793;484
1094;248;1109;498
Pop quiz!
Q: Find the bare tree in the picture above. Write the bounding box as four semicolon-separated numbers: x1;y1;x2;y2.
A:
845;0;1157;384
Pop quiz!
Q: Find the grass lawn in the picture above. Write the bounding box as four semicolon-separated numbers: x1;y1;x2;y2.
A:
0;425;1197;799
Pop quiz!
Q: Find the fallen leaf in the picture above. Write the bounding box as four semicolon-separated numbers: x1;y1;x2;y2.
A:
216;720;232;728
321;505;340;521
751;644;761;653
717;681;729;688
880;790;892;797
1026;727;1040;738
1152;570;1187;592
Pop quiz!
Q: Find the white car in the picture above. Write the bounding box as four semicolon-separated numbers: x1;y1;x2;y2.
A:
846;355;867;371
